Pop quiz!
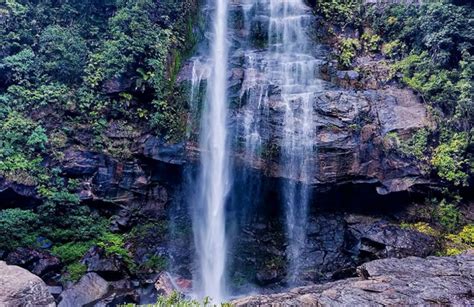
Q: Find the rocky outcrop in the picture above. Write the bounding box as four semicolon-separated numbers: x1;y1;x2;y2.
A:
178;2;433;195
6;248;60;279
232;251;474;306
345;214;436;260
229;212;437;289
230;85;431;193
82;246;128;280
58;273;110;307
0;261;55;307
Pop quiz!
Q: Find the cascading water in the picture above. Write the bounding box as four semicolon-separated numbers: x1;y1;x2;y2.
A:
271;0;320;283
237;0;323;284
192;0;230;301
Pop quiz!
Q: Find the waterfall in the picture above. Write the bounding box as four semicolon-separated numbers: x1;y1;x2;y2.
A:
237;0;322;284
270;0;319;284
193;0;230;301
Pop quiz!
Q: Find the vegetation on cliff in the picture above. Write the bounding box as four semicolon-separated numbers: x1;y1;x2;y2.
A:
314;0;473;255
0;0;198;280
0;0;472;298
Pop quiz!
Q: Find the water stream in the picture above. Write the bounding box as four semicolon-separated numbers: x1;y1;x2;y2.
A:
192;0;230;301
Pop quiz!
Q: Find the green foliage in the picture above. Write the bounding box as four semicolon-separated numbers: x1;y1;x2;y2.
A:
140;254;168;272
121;291;232;307
98;232;134;267
431;132;469;186
51;241;94;264
382;40;406;59
38;201;108;243
400;222;439;237
0;48;36;83
316;0;361;26
444;224;474;256
361;32;381;53
435;200;461;233
0;112;46;184
39;25;87;83
65;263;87;282
0;209;38;250
337;38;361;69
399;128;430;160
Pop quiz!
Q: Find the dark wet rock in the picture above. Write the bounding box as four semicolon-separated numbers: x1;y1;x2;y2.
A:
102;76;134;94
0;261;55;307
231;85;430;194
256;268;280;286
58;273;110;307
137;135;186;165
0;176;39;206
62;150;102;176
5;248;60;278
232;251;474;306
230;212;438;290
154;272;193;296
346;214;436;260
82;246;128;280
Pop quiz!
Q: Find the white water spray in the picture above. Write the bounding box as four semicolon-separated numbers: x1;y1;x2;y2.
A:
193;0;229;301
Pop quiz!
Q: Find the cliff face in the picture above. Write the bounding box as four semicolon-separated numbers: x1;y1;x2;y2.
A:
1;0;470;304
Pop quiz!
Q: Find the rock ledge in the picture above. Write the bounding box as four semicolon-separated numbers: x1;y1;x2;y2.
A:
232;251;474;306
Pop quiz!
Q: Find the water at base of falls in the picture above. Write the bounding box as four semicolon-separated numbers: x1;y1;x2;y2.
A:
192;0;230;302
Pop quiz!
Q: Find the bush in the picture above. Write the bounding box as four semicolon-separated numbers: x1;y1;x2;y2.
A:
444;224;474;256
337;38;361;69
0;208;38;250
97;232;134;268
399;128;429;160
431;133;469;186
436;200;461;233
400;222;439;237
361;32;381;53
51;241;94;263
316;0;361;26
65;263;87;282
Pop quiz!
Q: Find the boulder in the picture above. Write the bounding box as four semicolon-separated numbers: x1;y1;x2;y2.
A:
82;246;127;280
155;272;193;296
232;251;474;306
346;215;436;259
58;273;109;307
137;135;186;165
0;261;55;307
6;248;60;278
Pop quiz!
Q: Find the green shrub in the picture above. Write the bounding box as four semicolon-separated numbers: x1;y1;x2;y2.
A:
98;232;134;268
65;263;87;282
0;209;38;250
431;133;468;186
51;241;94;263
399;128;429;160
436;200;461;233
121;291;232;307
382;40;405;59
338;38;361;69
361;32;381;53
316;0;361;26
400;222;439;237
141;254;168;272
444;224;474;256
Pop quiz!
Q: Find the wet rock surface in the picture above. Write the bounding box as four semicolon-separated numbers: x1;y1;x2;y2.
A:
232;251;474;306
5;248;60;279
0;261;55;307
229;211;436;290
58;273;110;307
